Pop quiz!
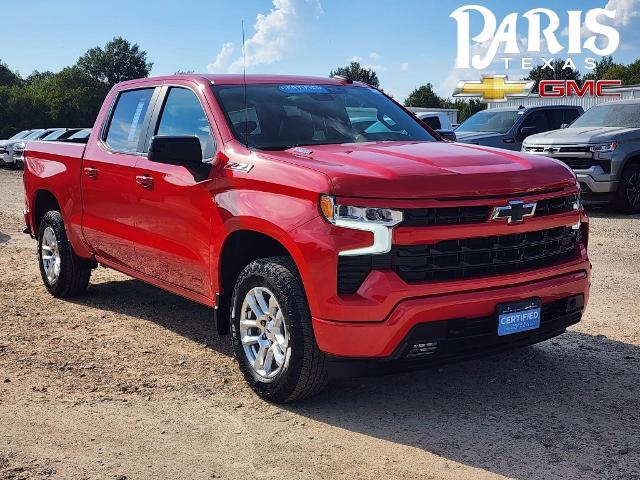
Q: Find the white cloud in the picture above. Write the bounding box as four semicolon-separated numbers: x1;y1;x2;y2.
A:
369;52;381;60
209;0;323;73
347;55;363;63
604;0;640;25
207;42;234;73
400;62;409;71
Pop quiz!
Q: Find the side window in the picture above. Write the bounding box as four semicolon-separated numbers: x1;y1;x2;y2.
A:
105;89;155;152
422;116;442;130
522;111;550;133
156;87;215;160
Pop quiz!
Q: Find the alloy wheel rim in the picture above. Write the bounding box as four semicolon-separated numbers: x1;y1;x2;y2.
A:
239;287;290;380
627;172;640;208
41;226;61;285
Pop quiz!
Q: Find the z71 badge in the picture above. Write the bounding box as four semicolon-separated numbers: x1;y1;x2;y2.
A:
224;161;254;173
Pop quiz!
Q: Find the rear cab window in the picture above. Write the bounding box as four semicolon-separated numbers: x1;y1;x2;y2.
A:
104;88;155;152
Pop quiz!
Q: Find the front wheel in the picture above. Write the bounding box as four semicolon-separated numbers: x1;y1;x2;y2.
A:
38;210;92;297
230;257;327;403
614;164;640;213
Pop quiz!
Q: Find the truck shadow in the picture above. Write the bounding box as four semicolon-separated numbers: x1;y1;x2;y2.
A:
289;332;640;479
70;278;639;480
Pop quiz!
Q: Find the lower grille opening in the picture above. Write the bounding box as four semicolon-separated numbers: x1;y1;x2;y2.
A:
400;295;584;360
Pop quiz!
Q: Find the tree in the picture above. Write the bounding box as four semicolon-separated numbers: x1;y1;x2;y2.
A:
442;98;486;122
0;60;20;86
525;59;581;92
404;84;443;108
329;62;380;88
77;37;153;87
584;56;615;81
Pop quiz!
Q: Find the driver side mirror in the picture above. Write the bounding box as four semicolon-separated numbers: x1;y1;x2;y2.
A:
517;126;537;141
148;136;203;165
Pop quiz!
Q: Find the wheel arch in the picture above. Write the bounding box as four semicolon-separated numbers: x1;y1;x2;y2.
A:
214;221;313;335
32;189;61;236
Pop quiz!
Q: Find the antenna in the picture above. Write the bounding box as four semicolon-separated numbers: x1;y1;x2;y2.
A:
242;20;248;148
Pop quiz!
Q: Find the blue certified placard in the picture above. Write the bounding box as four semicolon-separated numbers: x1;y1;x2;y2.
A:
279;85;329;94
498;307;541;336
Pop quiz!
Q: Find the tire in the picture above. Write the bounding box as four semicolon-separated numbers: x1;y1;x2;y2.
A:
614;164;640;213
37;210;92;297
230;256;327;403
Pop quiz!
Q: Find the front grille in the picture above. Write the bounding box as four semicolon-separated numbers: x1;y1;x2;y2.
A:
337;226;580;293
400;194;576;227
401;206;489;226
535;194;577;216
393;226;578;283
554;157;611;173
558;146;591;153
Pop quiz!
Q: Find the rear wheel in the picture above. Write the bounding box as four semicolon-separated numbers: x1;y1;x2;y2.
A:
614;164;640;213
38;211;92;297
230;257;327;403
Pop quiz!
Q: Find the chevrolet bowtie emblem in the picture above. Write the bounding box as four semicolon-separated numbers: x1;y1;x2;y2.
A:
453;75;535;102
490;200;537;224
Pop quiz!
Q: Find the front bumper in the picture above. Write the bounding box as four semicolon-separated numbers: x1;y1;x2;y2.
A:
313;267;589;358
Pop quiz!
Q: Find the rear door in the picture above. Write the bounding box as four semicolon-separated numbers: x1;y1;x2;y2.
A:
81;87;159;268
130;84;217;296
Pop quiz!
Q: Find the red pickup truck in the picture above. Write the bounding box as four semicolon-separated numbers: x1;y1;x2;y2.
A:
23;74;590;402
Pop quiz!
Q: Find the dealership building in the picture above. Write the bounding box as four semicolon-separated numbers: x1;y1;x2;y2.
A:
487;84;640;110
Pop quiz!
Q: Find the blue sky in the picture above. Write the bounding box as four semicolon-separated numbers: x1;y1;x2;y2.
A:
2;0;639;101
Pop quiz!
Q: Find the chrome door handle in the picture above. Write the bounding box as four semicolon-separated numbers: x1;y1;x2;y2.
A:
136;174;154;188
84;166;97;179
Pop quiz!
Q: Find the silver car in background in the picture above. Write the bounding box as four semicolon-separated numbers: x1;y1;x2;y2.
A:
523;99;640;213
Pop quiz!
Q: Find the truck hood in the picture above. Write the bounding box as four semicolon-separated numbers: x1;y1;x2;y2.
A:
454;131;506;143
265;141;575;199
524;126;640;145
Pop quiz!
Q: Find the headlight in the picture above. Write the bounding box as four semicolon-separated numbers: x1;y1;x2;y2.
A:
320;194;403;256
13;142;25;151
590;142;617;153
574;189;582;211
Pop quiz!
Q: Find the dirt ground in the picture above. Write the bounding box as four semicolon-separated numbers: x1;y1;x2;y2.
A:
0;169;638;480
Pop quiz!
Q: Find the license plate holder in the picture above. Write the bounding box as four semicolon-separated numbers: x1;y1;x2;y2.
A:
496;297;542;337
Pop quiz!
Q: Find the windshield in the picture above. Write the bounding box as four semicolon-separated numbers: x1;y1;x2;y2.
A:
7;130;30;140
212;84;436;150
41;129;67;140
457;110;520;134
23;129;46;140
68;129;90;139
570;103;640;128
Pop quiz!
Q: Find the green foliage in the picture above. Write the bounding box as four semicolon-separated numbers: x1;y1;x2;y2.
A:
584;56;615;81
404;84;443;108
442;98;486;122
403;83;485;122
601;59;640;85
525;59;581;92
0;38;151;138
329;62;380;88
0;60;21;86
77;37;153;87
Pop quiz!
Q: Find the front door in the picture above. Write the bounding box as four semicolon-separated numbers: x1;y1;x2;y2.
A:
131;85;217;296
81;87;158;268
